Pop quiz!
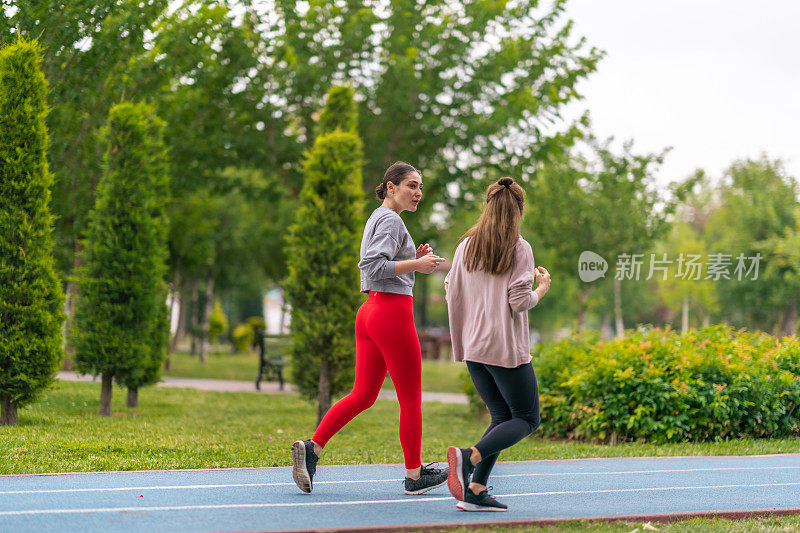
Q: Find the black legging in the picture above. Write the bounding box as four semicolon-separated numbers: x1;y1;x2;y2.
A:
467;361;540;486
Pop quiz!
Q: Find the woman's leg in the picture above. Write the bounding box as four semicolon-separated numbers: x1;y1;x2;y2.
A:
371;312;422;471
466;361;512;488
311;304;387;448
471;362;540;487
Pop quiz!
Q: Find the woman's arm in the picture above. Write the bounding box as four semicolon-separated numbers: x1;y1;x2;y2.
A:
507;241;549;313
396;253;444;275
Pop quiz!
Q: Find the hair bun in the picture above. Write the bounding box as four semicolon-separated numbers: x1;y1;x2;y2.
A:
498;177;514;189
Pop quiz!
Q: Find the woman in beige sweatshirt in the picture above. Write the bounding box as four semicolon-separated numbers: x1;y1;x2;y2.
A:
444;177;551;512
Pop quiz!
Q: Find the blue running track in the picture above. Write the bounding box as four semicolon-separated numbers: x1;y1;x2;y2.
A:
2;454;800;532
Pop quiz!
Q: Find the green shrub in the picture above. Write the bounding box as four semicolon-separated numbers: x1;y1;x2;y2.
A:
245;316;266;339
534;325;800;443
233;324;254;354
208;300;229;343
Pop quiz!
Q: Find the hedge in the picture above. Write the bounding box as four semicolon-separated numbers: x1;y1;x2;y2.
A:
465;325;800;443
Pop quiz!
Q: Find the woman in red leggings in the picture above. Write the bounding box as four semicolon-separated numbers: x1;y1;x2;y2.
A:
292;162;448;495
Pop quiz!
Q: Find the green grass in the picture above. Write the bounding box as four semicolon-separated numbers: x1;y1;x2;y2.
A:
163;349;465;394
2;381;799;475
383;357;464;393
163;350;262;381
418;515;800;532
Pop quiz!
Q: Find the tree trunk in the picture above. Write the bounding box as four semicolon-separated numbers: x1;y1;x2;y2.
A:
783;300;798;337
99;373;113;416
1;396;18;426
190;279;199;356
199;273;215;363
600;314;613;341
575;287;592;331
614;278;624;338
681;296;690;334
167;266;180;355
61;241;83;369
702;314;710;327
316;356;331;428
127;387;138;408
61;279;75;369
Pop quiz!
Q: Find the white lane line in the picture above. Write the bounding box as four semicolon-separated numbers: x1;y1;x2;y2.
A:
5;465;800;495
493;465;800;478
3;482;800;516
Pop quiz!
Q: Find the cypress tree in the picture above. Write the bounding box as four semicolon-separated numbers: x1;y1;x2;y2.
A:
285;86;365;425
72;102;170;416
0;38;65;427
123;106;170;408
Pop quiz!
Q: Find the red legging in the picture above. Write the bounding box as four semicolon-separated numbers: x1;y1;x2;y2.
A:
312;291;422;469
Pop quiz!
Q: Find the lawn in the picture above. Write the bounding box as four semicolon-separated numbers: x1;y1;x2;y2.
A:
419;516;800;532
163;349;465;393
2;381;799;475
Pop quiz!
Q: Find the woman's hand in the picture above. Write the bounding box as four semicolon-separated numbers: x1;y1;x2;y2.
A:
415;252;445;274
416;243;433;259
534;266;551;297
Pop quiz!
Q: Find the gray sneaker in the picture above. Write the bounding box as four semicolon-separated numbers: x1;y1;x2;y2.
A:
456;487;508;512
291;440;318;493
404;462;448;495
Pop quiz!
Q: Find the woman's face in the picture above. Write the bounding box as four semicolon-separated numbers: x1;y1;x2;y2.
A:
387;172;423;212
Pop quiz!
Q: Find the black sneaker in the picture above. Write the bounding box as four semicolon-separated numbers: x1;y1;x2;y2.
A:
291;440;318;493
447;446;475;501
404;462;448;495
456;487;507;512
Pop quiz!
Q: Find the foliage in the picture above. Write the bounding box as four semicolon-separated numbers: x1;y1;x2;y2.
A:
535;325;800;443
525;136;672;330
232;324;254;354
208;300;229;343
72;102;170;399
1;0;169;275
284;86;365;418
705;157;800;332
0;38;65;423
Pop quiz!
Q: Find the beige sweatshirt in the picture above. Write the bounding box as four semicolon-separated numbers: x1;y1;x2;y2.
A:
444;236;539;368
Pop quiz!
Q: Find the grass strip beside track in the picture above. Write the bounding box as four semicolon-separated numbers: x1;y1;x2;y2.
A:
1;381;799;475
405;513;800;532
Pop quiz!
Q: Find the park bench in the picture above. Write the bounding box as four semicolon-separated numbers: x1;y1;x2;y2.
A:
254;328;287;391
418;327;451;360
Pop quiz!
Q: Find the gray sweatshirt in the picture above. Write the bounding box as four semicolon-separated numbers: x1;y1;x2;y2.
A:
358;206;416;295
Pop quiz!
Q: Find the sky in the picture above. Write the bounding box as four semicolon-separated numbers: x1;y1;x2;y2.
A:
561;0;800;187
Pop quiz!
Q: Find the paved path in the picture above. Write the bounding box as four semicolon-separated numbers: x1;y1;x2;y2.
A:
56;372;468;404
3;454;800;532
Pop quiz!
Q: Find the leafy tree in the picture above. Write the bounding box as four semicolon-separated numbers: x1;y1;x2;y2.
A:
284;86;365;424
0;38;65;426
1;0;168;273
124;2;299;351
589;138;671;337
259;1;603;308
762;206;800;336
72;102;170;416
657;172;719;332
705;157;799;332
657;222;719;332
